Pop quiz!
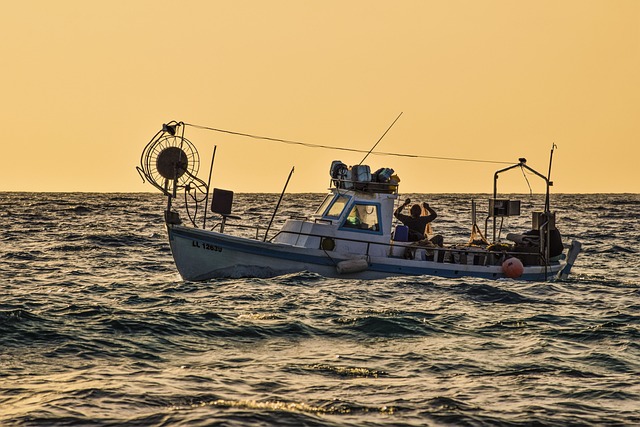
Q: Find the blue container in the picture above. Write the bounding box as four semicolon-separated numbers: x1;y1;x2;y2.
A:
394;225;409;242
378;167;394;182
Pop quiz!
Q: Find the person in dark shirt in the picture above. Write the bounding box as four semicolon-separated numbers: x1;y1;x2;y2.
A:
394;198;444;246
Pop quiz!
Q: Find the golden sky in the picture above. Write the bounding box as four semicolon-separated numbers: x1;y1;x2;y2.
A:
1;1;638;193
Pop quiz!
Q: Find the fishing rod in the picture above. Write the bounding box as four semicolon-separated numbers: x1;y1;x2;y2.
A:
358;112;403;166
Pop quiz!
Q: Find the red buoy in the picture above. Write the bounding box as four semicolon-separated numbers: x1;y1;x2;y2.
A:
502;257;524;278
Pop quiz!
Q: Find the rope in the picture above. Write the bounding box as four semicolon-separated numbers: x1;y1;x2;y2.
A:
183;122;513;165
520;166;534;197
322;247;339;267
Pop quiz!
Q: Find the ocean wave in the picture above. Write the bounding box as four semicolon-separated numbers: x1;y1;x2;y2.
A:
335;315;440;337
294;363;388;378
451;283;538;304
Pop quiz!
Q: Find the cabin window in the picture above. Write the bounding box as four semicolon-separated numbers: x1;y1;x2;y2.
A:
325;195;350;218
341;203;381;233
315;195;333;216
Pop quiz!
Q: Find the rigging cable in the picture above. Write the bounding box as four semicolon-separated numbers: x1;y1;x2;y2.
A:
520;165;534;196
183;122;513;165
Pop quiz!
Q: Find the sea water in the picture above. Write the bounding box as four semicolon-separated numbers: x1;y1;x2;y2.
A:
1;192;639;426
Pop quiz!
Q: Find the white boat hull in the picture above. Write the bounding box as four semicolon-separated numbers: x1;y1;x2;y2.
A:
168;225;570;282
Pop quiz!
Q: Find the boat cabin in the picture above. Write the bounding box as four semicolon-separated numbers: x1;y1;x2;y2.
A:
272;162;399;257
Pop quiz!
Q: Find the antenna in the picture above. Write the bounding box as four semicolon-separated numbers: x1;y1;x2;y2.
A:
358;112;403;165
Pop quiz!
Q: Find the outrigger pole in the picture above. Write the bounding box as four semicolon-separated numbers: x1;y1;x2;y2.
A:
264;166;295;242
492;144;556;215
358;112;403;165
492;157;551;243
545;143;557;213
493;158;550;202
202;145;217;229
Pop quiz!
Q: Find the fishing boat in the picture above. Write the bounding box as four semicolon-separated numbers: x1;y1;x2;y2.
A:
137;121;581;282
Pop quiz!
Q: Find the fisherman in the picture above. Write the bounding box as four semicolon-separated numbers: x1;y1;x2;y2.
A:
394;198;444;246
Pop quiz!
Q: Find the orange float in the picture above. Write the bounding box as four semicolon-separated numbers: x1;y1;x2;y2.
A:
502;257;524;278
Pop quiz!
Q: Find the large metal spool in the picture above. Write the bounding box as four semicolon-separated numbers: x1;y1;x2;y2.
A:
140;134;200;191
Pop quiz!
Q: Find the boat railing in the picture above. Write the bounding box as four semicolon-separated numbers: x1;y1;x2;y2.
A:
210;221;263;240
266;229;547;267
208;216;550;267
313;218;334;225
208;210;554;267
329;178;399;194
211;215;317;241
